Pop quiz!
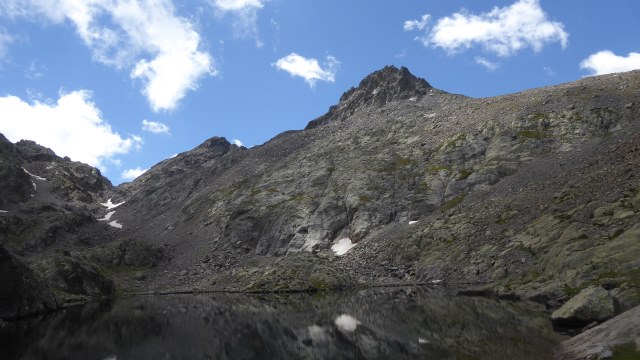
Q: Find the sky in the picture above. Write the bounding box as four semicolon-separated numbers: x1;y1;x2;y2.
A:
0;0;639;184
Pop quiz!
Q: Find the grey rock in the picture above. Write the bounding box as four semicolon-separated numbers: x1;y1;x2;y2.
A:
552;286;615;326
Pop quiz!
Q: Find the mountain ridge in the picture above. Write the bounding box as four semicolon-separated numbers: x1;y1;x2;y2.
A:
1;67;640;357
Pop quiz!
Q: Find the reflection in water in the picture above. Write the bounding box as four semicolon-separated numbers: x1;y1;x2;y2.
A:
0;287;563;359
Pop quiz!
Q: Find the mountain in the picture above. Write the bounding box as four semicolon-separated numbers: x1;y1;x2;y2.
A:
1;66;639;336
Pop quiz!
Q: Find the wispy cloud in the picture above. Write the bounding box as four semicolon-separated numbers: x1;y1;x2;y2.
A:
580;50;640;76
142;119;170;134
0;29;13;58
2;0;214;112
121;167;148;181
475;56;499;71
211;0;266;47
273;53;340;87
403;14;430;32
405;0;568;57
0;90;141;170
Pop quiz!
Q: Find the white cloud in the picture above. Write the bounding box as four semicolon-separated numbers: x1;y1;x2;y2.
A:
405;0;568;57
0;90;141;170
2;0;214;112
273;53;340;87
232;138;243;147
121;167;148;181
580;50;640;76
403;14;430;31
211;0;265;47
475;56;499;70
142;119;170;134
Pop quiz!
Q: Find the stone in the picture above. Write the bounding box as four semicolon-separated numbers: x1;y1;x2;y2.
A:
551;286;615;326
0;246;59;319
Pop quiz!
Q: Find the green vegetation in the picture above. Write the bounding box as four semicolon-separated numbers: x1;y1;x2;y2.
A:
441;194;466;211
358;194;372;203
458;169;472;180
518;130;549;140
395;157;415;167
427;165;451;174
612;342;640;360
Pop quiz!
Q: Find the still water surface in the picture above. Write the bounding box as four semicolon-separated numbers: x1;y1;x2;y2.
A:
1;287;563;359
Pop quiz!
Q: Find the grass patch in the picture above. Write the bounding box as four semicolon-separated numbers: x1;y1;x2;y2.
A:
441;194;466;211
518;130;549;140
612;342;640;360
458;169;472;180
427;165;451;174
358;195;372;203
395;157;415;167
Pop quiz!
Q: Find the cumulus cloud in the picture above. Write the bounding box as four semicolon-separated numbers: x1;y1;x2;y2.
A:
232;138;243;147
273;53;340;87
0;90;141;170
405;0;568;57
475;56;499;70
142;119;170;134
211;0;265;47
580;50;640;76
121;167;148;181
2;0;214;112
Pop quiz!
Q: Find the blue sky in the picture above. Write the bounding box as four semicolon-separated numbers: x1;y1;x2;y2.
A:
0;0;639;184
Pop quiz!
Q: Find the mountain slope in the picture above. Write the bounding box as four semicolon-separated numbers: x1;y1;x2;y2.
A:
1;66;639;324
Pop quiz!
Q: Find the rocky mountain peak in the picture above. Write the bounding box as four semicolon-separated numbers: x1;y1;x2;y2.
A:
305;65;433;129
339;65;431;104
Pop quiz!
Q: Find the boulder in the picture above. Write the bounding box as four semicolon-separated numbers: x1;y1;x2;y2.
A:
36;255;115;301
551;286;615;326
0;246;59;319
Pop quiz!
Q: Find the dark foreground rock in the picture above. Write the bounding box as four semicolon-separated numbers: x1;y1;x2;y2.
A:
0;246;59;319
551;286;615;327
555;305;640;359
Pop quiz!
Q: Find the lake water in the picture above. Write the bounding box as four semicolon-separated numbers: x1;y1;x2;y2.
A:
0;287;564;360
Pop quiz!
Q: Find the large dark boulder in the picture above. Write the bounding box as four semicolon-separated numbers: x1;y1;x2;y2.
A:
0;246;59;319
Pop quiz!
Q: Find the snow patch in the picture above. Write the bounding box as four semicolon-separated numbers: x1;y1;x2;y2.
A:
102;198;125;209
334;314;360;332
22;167;47;181
31;181;37;191
0;210;8;213
331;238;356;256
98;211;116;221
430;279;443;284
419;338;429;344
408;220;418;225
409;96;418;101
108;220;123;229
307;325;328;343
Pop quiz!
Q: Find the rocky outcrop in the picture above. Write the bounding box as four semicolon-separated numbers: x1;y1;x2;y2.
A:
551;287;615;326
306;65;435;129
555;305;640;359
32;255;115;303
0;246;59;319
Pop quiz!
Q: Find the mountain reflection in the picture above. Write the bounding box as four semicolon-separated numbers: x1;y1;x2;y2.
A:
0;287;562;360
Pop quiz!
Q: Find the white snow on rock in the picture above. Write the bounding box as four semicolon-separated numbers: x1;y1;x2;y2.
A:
31;181;37;191
334;314;360;332
108;220;123;229
0;210;8;213
430;279;443;284
408;220;418;225
307;325;329;343
419;338;429;344
101;198;125;209
331;238;356;256
22;167;47;181
98;211;116;221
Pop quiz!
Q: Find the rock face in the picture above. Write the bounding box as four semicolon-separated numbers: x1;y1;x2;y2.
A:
0;246;59;319
551;287;615;326
1;66;640;325
555;305;640;359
